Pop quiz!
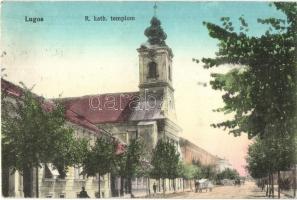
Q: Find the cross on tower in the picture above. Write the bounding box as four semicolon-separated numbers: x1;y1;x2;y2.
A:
153;2;157;16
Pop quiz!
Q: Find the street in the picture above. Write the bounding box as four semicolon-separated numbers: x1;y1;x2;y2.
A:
150;181;289;199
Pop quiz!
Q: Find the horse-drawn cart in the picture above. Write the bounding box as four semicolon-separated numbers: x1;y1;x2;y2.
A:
195;179;214;192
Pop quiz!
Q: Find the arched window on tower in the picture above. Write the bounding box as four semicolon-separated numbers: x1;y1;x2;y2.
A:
148;62;158;78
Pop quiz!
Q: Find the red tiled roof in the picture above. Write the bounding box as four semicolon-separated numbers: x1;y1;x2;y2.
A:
56;88;166;124
65;109;99;132
1;79;99;133
1;78;23;98
58;92;140;124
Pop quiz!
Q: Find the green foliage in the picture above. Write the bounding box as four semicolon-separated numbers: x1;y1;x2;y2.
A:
150;140;180;179
246;134;295;179
52;137;89;178
201;3;297;140
125;138;146;178
180;163;201;180
200;164;217;180
202;2;297;181
82;136;116;177
113;138;147;179
1;86;81;174
216;168;240;180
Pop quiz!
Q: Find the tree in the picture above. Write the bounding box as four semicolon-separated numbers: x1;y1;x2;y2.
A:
82;136;117;198
200;164;217;180
201;3;297;198
201;2;297;140
216;168;240;181
1;84;81;197
150;140;180;194
52;136;89;179
124;138;145;196
247;135;295;198
180;163;200;191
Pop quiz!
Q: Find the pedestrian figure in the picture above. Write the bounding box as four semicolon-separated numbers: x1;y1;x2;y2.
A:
78;187;90;198
195;181;200;193
153;182;157;195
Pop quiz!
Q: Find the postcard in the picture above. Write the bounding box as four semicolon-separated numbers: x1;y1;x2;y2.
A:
1;1;296;199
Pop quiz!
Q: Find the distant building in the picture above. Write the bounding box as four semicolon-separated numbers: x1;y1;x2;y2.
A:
216;157;233;172
179;137;218;166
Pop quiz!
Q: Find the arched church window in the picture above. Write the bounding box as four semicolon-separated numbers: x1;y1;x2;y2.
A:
148;62;157;78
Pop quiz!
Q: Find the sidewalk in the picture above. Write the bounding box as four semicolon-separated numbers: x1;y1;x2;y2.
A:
144;191;191;198
281;189;296;198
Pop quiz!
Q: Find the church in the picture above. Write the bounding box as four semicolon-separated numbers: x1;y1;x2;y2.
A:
58;15;182;156
56;15;183;197
2;15;184;198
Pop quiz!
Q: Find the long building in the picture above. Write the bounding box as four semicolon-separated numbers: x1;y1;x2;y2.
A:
179;137;218;166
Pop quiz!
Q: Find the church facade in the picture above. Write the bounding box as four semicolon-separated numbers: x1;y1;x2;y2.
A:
59;16;181;152
56;16;183;196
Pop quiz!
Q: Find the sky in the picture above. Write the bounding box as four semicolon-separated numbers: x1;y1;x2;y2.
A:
1;1;287;175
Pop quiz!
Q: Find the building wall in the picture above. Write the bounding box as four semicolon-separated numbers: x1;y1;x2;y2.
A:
216;159;233;172
3;109;110;198
180;138;218;166
37;166;110;198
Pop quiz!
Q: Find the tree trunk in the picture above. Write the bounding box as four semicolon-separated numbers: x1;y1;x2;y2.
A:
162;178;165;196
266;177;269;197
272;173;275;198
173;179;176;192
182;179;185;192
147;177;151;196
293;165;296;198
2;167;9;197
98;173;101;198
35;167;39;198
23;166;33;197
269;174;272;198
120;176;124;196
277;170;280;199
158;179;161;192
127;177;132;197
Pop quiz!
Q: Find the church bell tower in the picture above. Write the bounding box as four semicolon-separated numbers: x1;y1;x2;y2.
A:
138;16;173;91
137;15;177;122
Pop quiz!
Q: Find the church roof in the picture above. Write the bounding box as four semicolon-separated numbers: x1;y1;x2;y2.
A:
56;89;166;124
56;92;139;124
129;89;165;121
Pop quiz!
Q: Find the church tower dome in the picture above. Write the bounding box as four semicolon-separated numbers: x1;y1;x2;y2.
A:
137;13;177;123
137;16;174;91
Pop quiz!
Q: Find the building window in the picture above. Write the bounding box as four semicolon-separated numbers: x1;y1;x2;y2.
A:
44;164;59;179
148;62;157;78
46;194;53;198
74;166;85;180
59;193;65;198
